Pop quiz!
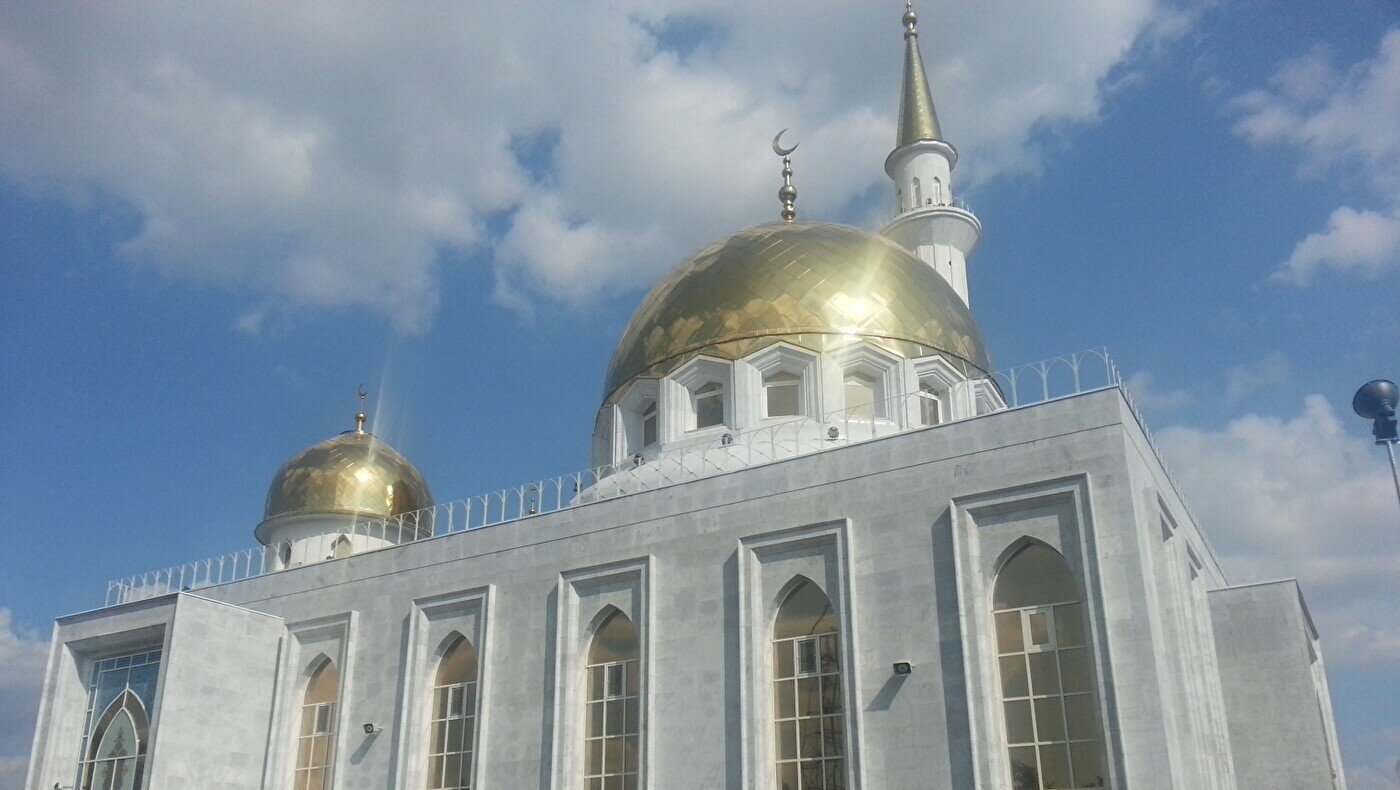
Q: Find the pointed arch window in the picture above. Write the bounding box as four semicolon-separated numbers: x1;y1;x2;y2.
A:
584;609;640;789
931;177;943;205
295;658;340;790
772;579;846;790
75;650;160;790
428;635;479;789
911;178;922;209
331;535;352;560
992;544;1105;790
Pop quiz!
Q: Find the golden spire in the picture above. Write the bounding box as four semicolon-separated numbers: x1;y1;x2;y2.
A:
772;130;799;222
354;385;368;434
897;1;944;147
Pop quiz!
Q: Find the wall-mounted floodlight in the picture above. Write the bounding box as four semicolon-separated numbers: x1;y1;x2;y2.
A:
363;723;382;735
892;661;913;676
1352;379;1400;517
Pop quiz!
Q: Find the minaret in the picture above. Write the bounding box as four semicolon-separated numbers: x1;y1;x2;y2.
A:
880;2;982;306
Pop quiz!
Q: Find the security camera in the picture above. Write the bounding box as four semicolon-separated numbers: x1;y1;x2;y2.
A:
892;661;913;676
363;723;382;735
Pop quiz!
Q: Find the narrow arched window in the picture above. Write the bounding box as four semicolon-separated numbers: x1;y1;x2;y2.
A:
584;609;640;789
764;371;802;418
911;178;922;209
295;658;340;790
773;579;845;790
641;402;658;447
993;544;1105;790
331;535;352;560
81;691;150;790
931;177;943;205
428;635;479;789
693;381;725;429
76;650;160;790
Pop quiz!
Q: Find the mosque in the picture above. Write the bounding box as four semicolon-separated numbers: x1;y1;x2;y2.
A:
25;7;1345;790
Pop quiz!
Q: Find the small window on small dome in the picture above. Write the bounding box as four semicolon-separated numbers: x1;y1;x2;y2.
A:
694;381;725;429
641;402;658;447
765;371;802;418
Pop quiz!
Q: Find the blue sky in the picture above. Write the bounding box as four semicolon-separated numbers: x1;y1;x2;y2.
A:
1;1;1397;784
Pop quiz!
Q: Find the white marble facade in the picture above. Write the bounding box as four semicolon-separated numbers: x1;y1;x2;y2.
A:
25;390;1346;789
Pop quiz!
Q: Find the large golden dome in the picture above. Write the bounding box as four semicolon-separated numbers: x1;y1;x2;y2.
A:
603;221;990;401
259;430;433;533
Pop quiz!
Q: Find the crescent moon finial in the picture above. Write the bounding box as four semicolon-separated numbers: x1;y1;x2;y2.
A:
772;129;799;157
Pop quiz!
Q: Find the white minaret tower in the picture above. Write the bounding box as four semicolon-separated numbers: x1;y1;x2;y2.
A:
881;3;982;306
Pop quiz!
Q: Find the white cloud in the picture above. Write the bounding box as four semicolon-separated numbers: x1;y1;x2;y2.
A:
1231;29;1400;285
0;609;47;787
1274;205;1400;284
1157;396;1400;670
1125;370;1193;413
0;0;1188;329
1223;350;1289;404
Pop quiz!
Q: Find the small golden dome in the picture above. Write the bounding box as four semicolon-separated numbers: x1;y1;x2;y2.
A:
603;221;990;401
259;430;433;530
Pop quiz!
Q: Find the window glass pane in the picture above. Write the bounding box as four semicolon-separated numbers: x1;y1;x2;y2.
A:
775;641;794;678
588;666;605;701
1003;699;1034;744
607;664;624;698
1063;694;1099;740
1033;696;1065;741
1027;611;1050;646
822;715;844;757
798;640;818;675
1069;741;1104;787
820;675;842;713
920;393;941;426
1028;652;1060;696
844;380;875;418
96;710;137;759
1038;743;1071;789
999;656;1029;698
642;413;657;446
774;581;837;639
586;738;603;775
819;635;840;673
995;611;1023;654
797;677;821;717
1008;746;1039;790
623;734;639;772
605;700;624;736
799;716;823;758
993;545;1078;609
801;761;824;788
625;662;639;697
305;661;340;705
624;699;639;734
776;721;797;760
587;702;605;738
825;757;847;789
603;738;624;773
1058;648;1092;694
1054;603;1085;647
696;390;725;428
766;381;800;417
588;611;640;663
777;761;799;790
775;680;796;718
436;637;478;686
446;718;465;752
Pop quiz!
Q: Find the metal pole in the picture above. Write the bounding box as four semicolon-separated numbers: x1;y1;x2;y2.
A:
1386;441;1400;514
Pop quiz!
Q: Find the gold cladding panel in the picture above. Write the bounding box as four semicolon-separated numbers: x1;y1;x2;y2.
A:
603;222;990;400
263;431;433;522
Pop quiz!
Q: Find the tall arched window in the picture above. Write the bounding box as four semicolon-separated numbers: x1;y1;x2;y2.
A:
76;650;160;790
772;579;846;790
81;691;150;790
295;658;340;790
911;178;922;209
584;609;640;789
931;177;943;205
992;544;1105;790
331;535;352;560
428;635;479;789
